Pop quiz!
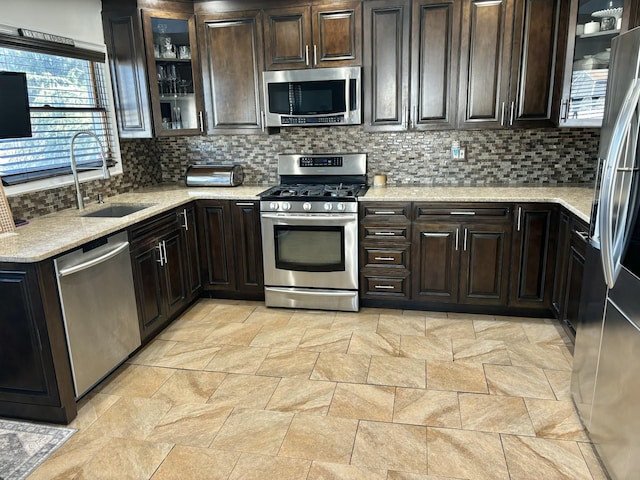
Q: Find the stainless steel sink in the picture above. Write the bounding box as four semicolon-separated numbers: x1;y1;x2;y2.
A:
81;204;153;218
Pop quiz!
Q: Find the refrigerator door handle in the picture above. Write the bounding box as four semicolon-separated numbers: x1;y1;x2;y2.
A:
600;79;640;288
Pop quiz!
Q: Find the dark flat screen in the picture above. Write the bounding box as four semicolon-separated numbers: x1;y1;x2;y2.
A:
0;72;32;139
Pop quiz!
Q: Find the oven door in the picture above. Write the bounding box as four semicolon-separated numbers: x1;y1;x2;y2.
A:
261;212;358;290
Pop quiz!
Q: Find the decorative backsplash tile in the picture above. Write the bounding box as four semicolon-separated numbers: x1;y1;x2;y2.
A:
8;127;600;220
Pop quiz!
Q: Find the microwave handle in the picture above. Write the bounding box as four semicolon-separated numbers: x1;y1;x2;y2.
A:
345;73;350;122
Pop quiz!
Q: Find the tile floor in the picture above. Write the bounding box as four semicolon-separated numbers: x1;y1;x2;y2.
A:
30;299;610;480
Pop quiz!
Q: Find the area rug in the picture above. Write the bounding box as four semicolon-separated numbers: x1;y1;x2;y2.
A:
0;418;76;480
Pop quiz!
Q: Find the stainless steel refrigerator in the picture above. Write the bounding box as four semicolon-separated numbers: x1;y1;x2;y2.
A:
572;26;640;480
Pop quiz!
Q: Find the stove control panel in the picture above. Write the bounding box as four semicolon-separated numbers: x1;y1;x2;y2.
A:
260;200;357;214
299;156;343;167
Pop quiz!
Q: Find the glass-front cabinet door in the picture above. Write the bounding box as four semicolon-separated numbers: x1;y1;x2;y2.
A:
142;11;204;136
559;0;626;127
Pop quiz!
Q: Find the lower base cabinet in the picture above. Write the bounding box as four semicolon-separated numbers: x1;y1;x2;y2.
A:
198;199;264;298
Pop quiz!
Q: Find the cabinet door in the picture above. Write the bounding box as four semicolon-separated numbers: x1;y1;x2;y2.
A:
131;245;165;341
231;201;264;296
459;223;511;305
161;227;188;318
142;10;205;136
412;223;460;303
198;201;236;292
410;0;461;130
199;11;265;134
363;0;410;131
312;1;362;68
102;9;153;138
509;0;560;127
510;204;558;309
552;210;571;317
458;0;514;129
563;229;587;334
263;6;312;70
178;204;201;298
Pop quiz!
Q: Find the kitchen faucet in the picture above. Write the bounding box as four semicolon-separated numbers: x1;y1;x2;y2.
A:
69;130;110;210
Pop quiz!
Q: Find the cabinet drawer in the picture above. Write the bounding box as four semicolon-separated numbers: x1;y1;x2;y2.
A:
362;225;411;241
363;246;409;269
361;202;411;222
415;203;511;222
129;209;181;248
362;274;410;298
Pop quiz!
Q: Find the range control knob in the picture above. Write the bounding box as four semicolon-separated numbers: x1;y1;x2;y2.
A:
336;202;346;212
269;202;279;210
303;202;312;211
282;202;291;211
324;203;333;211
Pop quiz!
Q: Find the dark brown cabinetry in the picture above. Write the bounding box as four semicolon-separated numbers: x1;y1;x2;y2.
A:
263;2;362;70
509;203;558;309
458;0;560;129
198;200;264;298
412;204;512;306
0;262;76;424
129;205;198;342
198;10;266;134
359;202;412;301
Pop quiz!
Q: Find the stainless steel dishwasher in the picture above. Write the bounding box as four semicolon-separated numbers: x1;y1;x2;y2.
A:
54;231;141;398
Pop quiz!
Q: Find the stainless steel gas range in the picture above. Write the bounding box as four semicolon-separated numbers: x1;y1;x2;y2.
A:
259;153;368;311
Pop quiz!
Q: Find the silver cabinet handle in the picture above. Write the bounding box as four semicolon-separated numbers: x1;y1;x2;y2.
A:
463;228;468;251
156;242;165;266
402;105;408;129
450;211;476;216
455;228;459;251
261;110;265;132
517;207;522;232
305;45;310;66
500;102;506;126
180;208;189;231
373;211;398;215
198;111;204;133
313;44;317;66
374;232;397;236
561;99;569;122
411;105;417;129
374;285;395;290
510;100;515;126
236;202;255;206
345;73;351;122
374;256;395;261
576;231;590;242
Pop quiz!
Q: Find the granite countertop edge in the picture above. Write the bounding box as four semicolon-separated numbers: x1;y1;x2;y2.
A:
0;184;593;263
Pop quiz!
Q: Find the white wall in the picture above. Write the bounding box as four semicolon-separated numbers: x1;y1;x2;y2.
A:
1;0;104;49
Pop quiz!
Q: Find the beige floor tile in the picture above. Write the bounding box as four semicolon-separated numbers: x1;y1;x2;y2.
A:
146;403;232;447
348;331;400;356
298;328;353;353
521;320;567;345
577;442;611;480
332;312;380;331
400;335;453;361
82;396;172;441
458;393;535;435
524;398;590;441
279;414;359;464
502;435;593;480
393;388;461;428
95;364;174;398
228;453;311;480
69;392;120;430
544;369;573;400
203;304;257;323
387;472;453;480
249;325;306;349
377;314;426;336
427;427;509;480
452;338;511;365
211;408;294;455
289;310;336;329
367;356;426;388
150;342;223;370
484;364;556;399
74;437;173;480
426;360;488;393
158;317;221;342
448;312;496;321
204;345;270;374
179;300;218;321
207;373;280;409
425;317;476;339
243;307;294;327
473;318;529;342
152;370;226;405
150;446;240;480
128;339;178;366
256;349;319;378
307;461;387;480
328;383;395;421
310;352;370;383
203;322;263;346
507;343;572;370
351;421;427;473
266;378;336;415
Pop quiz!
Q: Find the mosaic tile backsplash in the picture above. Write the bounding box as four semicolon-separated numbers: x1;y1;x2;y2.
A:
8;126;600;220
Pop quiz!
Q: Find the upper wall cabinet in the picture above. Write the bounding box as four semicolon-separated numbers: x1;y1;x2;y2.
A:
556;0;634;127
458;0;561;129
363;0;460;131
198;11;266;134
263;2;362;70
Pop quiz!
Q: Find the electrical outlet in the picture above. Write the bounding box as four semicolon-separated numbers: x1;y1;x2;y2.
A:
451;141;460;159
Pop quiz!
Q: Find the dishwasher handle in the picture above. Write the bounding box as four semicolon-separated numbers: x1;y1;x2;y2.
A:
57;241;131;278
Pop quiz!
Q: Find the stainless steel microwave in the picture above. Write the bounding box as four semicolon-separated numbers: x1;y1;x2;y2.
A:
263;66;361;127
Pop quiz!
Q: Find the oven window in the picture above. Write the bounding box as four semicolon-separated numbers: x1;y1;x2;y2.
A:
274;225;345;272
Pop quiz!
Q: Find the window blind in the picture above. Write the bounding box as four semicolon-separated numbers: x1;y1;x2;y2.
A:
0;43;117;186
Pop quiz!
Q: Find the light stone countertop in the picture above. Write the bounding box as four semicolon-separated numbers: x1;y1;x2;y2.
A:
0;183;594;263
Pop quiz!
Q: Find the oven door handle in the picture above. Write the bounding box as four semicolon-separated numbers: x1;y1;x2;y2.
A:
261;213;356;223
